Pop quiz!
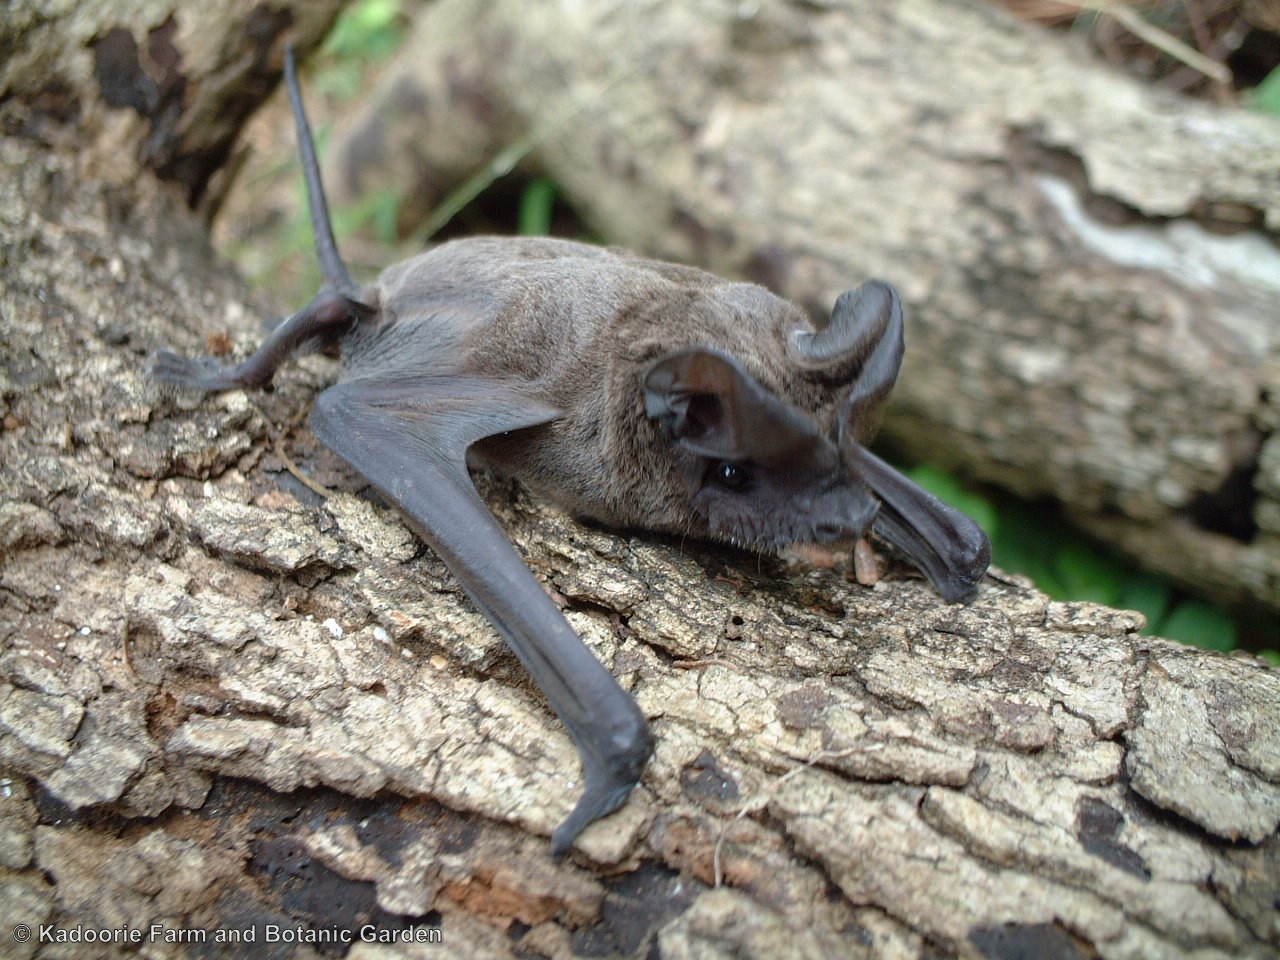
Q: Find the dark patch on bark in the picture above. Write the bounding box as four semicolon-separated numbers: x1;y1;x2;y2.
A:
1185;430;1263;543
570;861;702;957
91;7;296;207
1075;795;1151;879
969;921;1098;960
681;749;741;810
777;683;836;730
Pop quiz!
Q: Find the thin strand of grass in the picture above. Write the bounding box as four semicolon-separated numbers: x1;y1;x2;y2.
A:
1064;0;1232;82
406;66;636;249
712;745;878;887
275;441;333;500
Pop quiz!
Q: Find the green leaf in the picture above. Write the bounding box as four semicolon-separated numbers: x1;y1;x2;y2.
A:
984;499;1067;597
333;184;403;247
1159;601;1237;651
1052;541;1128;607
518;178;558;237
895;466;1245;653
323;0;404;62
1116;571;1172;631
1246;64;1280;116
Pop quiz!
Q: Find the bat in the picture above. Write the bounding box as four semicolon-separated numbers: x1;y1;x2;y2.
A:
150;45;991;855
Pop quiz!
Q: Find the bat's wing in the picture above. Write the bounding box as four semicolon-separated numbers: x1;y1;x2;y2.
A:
845;444;991;604
309;377;654;855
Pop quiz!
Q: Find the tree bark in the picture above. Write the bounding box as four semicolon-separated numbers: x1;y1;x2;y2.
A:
2;4;1279;959
320;0;1280;615
1;0;344;213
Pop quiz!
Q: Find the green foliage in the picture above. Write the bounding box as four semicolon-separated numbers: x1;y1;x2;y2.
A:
316;0;406;100
1115;571;1173;631
1246;65;1280;115
322;0;404;62
903;464;1248;653
1052;542;1132;608
518;178;559;237
1159;601;1238;652
336;184;403;247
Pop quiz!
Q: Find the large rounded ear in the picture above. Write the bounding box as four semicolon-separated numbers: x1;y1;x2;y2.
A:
792;281;905;443
643;348;835;468
835;282;905;438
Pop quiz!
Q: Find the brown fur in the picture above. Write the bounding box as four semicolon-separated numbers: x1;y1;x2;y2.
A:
358;236;836;539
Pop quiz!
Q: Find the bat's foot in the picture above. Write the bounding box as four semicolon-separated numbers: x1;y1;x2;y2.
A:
147;350;256;394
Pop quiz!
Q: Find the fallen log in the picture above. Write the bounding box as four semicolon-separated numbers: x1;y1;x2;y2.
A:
1;4;1278;957
323;0;1280;614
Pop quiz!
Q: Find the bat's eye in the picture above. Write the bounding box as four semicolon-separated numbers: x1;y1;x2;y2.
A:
715;462;751;490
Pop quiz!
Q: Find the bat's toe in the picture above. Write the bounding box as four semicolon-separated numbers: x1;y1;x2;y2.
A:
146;350;242;394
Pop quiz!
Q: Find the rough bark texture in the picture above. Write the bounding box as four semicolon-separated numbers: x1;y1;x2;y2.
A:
323;0;1280;614
2;125;1279;960
1;0;344;212
2;3;1280;959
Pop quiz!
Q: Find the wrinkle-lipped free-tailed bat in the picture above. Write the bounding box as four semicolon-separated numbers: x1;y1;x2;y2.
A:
150;47;990;855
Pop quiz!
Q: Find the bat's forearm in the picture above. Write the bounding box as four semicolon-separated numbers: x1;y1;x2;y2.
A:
309;380;652;854
399;472;653;854
464;578;653;856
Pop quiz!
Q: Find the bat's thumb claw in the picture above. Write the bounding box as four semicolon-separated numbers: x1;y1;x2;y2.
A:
550;721;653;857
550;777;639;858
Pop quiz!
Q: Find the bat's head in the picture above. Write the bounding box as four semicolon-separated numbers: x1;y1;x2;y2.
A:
643;281;989;603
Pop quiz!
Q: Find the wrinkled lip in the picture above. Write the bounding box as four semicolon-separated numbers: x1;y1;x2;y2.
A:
780;542;849;568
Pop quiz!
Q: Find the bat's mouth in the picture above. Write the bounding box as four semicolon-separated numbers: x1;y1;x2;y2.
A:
781;541;853;569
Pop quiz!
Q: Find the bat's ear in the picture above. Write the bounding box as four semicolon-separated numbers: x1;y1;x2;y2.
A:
792;280;905;444
843;443;991;602
837;282;905;440
643;348;835;468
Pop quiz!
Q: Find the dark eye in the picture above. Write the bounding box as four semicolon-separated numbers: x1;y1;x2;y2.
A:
714;462;751;490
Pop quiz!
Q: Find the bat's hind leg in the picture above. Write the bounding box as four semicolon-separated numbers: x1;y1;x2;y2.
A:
149;291;371;393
